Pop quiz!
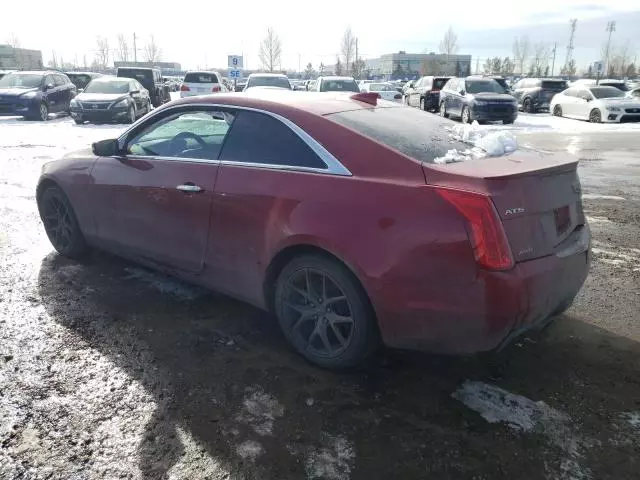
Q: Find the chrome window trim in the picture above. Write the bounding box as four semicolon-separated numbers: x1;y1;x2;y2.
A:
116;102;352;176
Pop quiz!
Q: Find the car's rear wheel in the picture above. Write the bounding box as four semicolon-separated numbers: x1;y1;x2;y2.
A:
73;117;84;125
461;106;471;124
523;97;533;113
38;185;87;259
553;105;563;117
274;255;378;369
439;101;449;118
589;109;602;123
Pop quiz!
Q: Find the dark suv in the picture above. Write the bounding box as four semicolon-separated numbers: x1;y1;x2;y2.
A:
439;76;518;124
0;70;76;121
512;78;568;113
116;67;170;107
405;76;451;111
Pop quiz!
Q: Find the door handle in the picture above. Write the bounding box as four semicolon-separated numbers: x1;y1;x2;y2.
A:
176;184;203;193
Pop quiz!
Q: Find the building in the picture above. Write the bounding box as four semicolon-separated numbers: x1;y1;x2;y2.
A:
364;51;472;79
0;45;44;70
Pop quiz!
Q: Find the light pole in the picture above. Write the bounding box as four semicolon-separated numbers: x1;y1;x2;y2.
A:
602;21;616;83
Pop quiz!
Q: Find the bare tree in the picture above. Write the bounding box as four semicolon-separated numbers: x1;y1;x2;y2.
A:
143;35;162;63
258;27;282;72
95;36;110;70
530;42;551;76
116;33;129;62
341;27;356;75
6;32;20;48
512;36;531;75
47;51;58;69
439;26;459;55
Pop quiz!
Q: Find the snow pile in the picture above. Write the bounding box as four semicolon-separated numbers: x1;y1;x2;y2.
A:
434;121;518;164
235;387;284;436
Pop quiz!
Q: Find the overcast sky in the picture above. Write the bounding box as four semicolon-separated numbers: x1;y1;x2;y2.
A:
4;0;640;70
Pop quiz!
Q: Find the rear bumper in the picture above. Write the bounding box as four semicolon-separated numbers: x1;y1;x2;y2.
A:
376;226;590;354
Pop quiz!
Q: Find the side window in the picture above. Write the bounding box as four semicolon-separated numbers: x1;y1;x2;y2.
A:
53;75;65;86
44;75;55;87
445;79;455;91
424;78;433;90
127;109;234;161
220;111;326;169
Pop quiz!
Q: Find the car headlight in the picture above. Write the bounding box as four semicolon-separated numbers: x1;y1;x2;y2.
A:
113;98;129;108
606;106;621;112
474;100;488;106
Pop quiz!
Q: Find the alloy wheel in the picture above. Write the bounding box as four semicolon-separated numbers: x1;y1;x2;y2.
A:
590;109;601;123
523;98;532;113
39;103;49;121
129;106;136;123
41;195;73;251
279;268;355;359
553;105;562;117
440;102;446;117
462;107;470;123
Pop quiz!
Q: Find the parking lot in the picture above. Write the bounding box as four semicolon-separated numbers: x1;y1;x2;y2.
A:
1;110;639;480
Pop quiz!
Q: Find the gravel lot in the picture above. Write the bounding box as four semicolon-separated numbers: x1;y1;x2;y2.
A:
1;114;639;480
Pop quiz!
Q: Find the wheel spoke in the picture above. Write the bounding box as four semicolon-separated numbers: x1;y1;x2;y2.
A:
317;325;332;352
287;283;313;303
329;321;347;347
325;295;346;306
327;312;353;324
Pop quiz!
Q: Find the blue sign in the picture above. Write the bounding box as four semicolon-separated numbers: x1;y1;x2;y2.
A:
230;70;242;78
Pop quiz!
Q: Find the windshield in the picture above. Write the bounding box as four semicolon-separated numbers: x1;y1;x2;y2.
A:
84;80;130;94
434;78;449;90
600;82;629;92
0;73;43;89
369;83;394;92
184;72;219;83
320;79;359;92
328;107;470;164
541;80;568;90
589;87;626;99
246;76;291;89
465;79;506;94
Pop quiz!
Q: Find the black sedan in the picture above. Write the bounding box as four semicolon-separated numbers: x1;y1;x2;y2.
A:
70;76;151;125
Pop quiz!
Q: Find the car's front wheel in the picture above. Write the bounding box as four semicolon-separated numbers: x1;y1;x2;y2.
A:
274;255;378;369
589;109;602;123
38;185;88;259
461;106;471;124
523;97;533;113
439;101;449;118
553;105;563;117
126;105;136;124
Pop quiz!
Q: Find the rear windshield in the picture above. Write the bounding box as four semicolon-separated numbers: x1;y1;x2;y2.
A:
433;78;450;90
541;80;568;90
328;107;469;164
246;76;291;89
67;74;93;89
320;79;359;92
589;86;625;99
184;72;219;83
369;83;395;92
600;82;629;92
118;69;152;83
466;79;506;94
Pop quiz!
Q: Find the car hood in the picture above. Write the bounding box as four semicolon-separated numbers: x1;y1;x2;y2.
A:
597;97;640;108
77;93;128;102
0;87;40;98
469;93;515;102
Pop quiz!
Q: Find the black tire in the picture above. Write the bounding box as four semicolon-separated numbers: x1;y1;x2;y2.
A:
27;102;49;121
461;106;471;124
38;185;88;259
404;94;410;106
589;109;602;123
523;97;533;113
274;255;378;369
126;105;136;124
439;101;449;118
503;118;515;124
73;117;84;125
419;97;426;111
553;105;563;117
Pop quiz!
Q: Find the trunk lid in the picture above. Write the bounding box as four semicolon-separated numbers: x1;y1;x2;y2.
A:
424;150;585;263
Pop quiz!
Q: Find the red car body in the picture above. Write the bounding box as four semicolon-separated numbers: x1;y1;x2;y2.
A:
37;90;590;357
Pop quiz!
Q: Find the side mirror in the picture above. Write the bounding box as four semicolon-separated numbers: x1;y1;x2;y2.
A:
45;83;55;90
130;90;140;95
459;89;466;96
92;139;119;157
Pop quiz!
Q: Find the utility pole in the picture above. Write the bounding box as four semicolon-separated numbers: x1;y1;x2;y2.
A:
603;21;616;82
551;43;557;76
133;33;137;62
563;19;577;74
475;57;479;75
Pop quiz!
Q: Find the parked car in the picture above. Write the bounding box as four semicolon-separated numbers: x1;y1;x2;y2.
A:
401;79;416;96
0;70;76;121
627;87;640;99
65;72;103;91
180;71;226;98
360;82;403;102
406;76;451;111
550;85;640;123
439;76;518;124
36;90;589;369
511;78;568;113
69;76;151;125
312;76;360;93
0;69;18;80
117;67;169;107
244;73;292;91
235;80;248;92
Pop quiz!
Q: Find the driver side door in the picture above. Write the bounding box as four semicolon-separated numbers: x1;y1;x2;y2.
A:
91;106;235;273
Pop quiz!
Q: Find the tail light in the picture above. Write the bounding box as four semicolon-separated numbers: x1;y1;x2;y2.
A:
394;94;402;99
212;85;221;92
436;188;514;270
180;84;190;91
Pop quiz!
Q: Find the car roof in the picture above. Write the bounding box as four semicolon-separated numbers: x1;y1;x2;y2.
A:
65;71;101;76
248;73;287;78
168;89;395;117
185;70;221;75
318;76;355;81
90;75;128;82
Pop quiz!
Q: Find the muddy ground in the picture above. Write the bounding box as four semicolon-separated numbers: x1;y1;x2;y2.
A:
1;118;639;480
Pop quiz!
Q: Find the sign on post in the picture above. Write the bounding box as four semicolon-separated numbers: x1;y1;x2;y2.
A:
593;61;604;75
228;55;244;69
229;70;243;79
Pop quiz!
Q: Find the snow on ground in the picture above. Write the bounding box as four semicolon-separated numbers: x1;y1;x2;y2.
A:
498;113;640;133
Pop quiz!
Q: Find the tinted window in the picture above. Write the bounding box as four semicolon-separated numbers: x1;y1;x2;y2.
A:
44;75;55;87
119;69;152;85
246;76;291;89
220;111;326;169
319;79;359;92
184;72;219;83
600;82;629;92
589;86;625;99
492;78;509;90
465;79;506;94
85;80;130;94
433;78;449;90
328;107;471;164
67;74;93;89
54;75;66;86
369;83;395;92
541;80;568;90
128;110;234;161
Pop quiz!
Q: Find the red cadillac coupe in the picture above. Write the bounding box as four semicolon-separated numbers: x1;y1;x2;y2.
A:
37;90;590;369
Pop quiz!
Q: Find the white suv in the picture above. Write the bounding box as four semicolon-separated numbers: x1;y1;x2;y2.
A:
180;71;226;97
